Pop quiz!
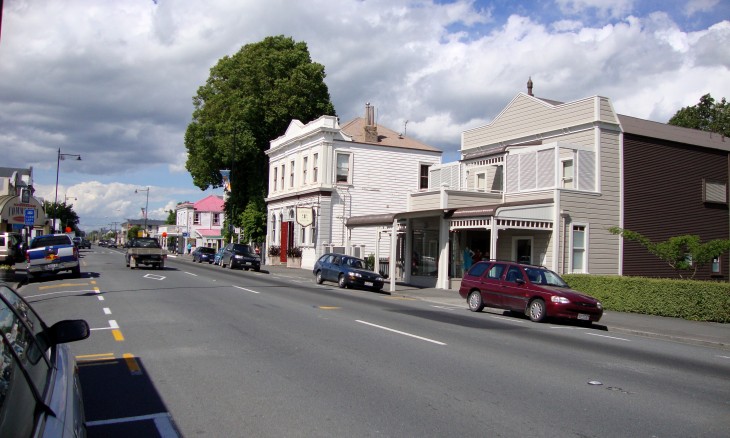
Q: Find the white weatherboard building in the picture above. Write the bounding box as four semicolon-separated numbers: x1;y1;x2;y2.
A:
265;104;442;270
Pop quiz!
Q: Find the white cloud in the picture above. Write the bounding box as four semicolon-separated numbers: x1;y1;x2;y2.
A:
1;0;729;231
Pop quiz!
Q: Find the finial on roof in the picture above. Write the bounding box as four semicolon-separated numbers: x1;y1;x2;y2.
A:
527;77;534;96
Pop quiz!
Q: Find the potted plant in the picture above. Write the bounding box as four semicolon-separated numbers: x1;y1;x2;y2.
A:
267;245;281;265
286;246;302;268
0;264;16;282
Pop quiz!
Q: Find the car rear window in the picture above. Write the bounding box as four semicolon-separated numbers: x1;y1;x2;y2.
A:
199;247;215;254
30;236;72;248
466;262;489;277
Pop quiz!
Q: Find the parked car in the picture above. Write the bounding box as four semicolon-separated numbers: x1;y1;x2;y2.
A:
213;248;225;266
313;253;385;291
0;283;90;437
458;260;603;323
72;237;91;249
192;246;216;263
0;232;25;263
219;243;260;271
26;234;81;282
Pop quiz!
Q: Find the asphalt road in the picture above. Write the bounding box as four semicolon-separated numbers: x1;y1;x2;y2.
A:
19;246;730;437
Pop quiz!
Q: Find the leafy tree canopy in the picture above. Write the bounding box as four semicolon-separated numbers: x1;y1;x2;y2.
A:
668;93;729;138
239;198;267;244
165;209;176;225
44;201;80;233
609;227;730;279
184;35;336;226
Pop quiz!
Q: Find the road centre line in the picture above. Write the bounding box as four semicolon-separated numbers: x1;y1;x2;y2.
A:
90;320;119;331
103;307;112;315
356;320;446;345
585;332;631;342
24;289;98;299
233;285;260;294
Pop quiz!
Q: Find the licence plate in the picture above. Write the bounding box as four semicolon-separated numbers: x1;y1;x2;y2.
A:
46;264;58;271
577;313;590;320
364;281;373;287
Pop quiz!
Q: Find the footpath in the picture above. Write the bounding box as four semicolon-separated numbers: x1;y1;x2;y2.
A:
9;254;729;351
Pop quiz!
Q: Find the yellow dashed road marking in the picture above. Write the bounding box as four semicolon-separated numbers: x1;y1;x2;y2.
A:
112;329;125;341
38;282;88;290
123;353;143;375
318;306;341;310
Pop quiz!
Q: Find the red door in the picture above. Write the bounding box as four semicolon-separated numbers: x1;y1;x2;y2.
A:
280;222;288;263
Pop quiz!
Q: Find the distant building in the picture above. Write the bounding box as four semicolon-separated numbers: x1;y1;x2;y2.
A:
0;167;47;238
172;195;226;251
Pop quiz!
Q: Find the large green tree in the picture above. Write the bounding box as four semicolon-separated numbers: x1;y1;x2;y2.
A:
668;93;729;138
185;35;336;229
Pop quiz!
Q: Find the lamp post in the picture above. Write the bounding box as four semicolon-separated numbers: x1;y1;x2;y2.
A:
54;148;81;233
135;187;150;236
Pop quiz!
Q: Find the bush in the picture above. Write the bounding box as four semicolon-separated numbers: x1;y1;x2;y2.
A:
563;274;730;323
364;254;375;271
286;246;302;257
268;245;281;256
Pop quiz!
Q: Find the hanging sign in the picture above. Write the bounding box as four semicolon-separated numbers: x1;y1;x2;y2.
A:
296;207;313;227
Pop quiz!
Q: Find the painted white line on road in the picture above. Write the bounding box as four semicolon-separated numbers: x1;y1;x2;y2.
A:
431;305;462;310
356;320;446;345
184;272;197;276
25;289;98;299
585;332;631;342
717;355;730;360
87;412;179;438
492;315;529;324
233;285;260;294
143;274;166;280
98;296;105;301
103;307;112;315
109;320;119;329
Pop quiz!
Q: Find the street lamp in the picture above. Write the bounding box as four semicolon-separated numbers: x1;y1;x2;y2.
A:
135;187;150;236
54;148;81;233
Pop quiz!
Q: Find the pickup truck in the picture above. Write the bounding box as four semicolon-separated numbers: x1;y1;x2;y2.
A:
26;234;81;282
125;237;166;269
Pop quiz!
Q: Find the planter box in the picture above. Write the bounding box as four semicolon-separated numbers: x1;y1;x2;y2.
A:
286;257;302;268
267;256;282;266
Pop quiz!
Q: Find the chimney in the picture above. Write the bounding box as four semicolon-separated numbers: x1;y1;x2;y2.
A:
364;102;378;143
527;77;534;96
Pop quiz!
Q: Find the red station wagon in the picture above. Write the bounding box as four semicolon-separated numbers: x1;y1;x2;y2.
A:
459;261;603;323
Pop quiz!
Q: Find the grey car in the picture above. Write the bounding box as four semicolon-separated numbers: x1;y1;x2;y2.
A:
219;243;261;271
0;283;90;437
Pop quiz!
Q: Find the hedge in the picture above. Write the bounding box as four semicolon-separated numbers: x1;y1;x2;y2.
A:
562;275;730;323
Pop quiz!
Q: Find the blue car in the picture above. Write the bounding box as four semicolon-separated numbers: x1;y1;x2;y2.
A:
192;246;216;263
313;253;384;291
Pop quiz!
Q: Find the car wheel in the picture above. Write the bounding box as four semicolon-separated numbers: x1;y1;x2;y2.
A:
467;290;484;312
26;272;34;283
243;267;249;271
72;266;81;278
315;270;324;284
338;274;348;288
228;260;234;269
528;298;547;322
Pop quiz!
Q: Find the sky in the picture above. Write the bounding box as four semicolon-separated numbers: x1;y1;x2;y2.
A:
1;0;728;232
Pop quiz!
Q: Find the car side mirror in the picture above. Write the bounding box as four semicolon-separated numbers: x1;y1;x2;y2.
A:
47;319;90;345
515;278;525;285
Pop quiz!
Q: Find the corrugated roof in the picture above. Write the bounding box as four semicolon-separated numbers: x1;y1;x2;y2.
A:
340;117;442;153
618;114;729;152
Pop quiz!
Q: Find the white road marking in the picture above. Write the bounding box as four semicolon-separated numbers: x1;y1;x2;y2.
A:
492;315;529;324
24;289;98;299
143;274;166;280
586;332;631;342
233;285;260;294
103;307;112;315
431;305;462;310
356;320;446;345
717;355;730;360
90;320;119;331
184;272;197;276
98;296;105;301
86;412;179;437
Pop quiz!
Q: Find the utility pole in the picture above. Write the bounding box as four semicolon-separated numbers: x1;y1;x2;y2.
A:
109;221;120;245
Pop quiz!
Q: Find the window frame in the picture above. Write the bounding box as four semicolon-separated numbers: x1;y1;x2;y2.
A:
570;224;587;274
313;153;319;183
419;164;430;190
561;158;574;189
335;152;352;184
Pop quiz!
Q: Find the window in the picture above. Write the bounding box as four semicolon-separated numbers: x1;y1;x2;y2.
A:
476;172;486;192
300;224;306;244
562;159;574;189
271;215;277;244
487;263;506;280
492;165;504;192
313;153;319;183
712;256;721;274
193;212;200;225
336;152;351;183
280;164;285;190
303;156;308;184
213;213;220;226
505;266;524;283
273;167;278;191
311;210;317;244
290;160;295;187
419;164;430;190
703;179;728;204
572;225;586;273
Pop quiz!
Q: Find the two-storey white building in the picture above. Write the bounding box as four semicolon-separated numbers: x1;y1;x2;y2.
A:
265;104;442;269
173;195;226;251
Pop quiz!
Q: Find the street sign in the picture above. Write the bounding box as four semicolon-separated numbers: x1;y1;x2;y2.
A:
24;209;35;226
182;232;188;237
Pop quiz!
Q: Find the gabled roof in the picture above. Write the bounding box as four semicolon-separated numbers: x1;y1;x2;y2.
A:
340;117;442;153
194;195;225;212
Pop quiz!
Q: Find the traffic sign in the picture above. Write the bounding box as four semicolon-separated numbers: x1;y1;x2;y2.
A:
182;232;188;237
24;209;35;226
